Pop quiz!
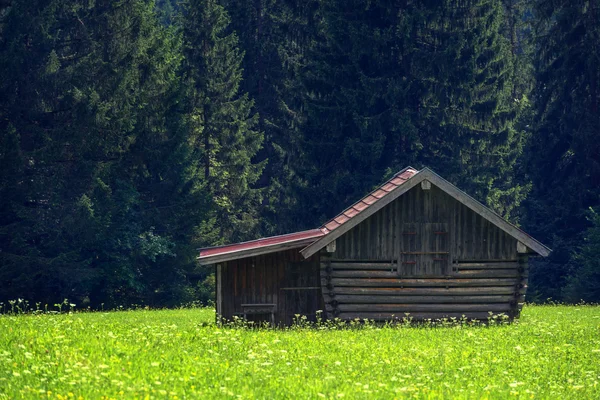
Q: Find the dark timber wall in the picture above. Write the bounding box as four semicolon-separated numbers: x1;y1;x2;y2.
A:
321;183;528;321
216;249;323;325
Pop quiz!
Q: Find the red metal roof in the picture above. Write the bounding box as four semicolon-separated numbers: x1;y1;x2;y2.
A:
198;229;325;260
320;167;418;234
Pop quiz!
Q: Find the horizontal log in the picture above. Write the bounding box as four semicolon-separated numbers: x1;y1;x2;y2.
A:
454;269;522;278
325;261;524;271
330;259;395;263
327;262;396;270
454;262;519;269
331;278;519;287
337;312;510;321
331;270;397;278
335;303;512;313
324;295;515;304
330;286;517;295
401;251;450;255
330;270;521;279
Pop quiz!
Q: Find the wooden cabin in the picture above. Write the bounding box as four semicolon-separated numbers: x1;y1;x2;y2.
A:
198;167;550;325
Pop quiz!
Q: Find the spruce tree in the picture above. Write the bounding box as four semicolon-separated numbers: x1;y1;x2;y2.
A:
563;208;600;303
294;0;525;227
411;0;527;219
221;0;319;234
0;0;207;307
524;0;600;301
181;0;264;243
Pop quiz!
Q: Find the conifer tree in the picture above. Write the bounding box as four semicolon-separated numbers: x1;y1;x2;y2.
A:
0;0;206;306
181;0;264;243
221;0;319;234
295;0;525;227
524;0;600;300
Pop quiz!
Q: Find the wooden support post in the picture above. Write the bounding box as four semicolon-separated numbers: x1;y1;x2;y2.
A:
216;264;222;325
320;250;334;320
326;240;336;253
513;253;528;319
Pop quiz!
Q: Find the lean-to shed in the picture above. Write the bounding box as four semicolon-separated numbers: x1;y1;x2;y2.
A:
198;167;550;325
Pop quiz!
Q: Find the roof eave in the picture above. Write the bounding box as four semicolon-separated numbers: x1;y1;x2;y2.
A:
197;236;320;265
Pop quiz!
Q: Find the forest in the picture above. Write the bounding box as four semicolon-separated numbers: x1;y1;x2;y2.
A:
0;0;598;308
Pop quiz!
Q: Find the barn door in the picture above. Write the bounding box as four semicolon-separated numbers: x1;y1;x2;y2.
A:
280;261;322;325
400;223;450;276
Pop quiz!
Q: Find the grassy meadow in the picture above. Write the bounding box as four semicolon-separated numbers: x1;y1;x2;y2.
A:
0;305;599;399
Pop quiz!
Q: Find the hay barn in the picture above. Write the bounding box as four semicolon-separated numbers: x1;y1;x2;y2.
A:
198;167;550;325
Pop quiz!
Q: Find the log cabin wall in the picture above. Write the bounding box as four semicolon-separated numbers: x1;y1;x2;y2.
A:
216;249;323;325
321;183;528;321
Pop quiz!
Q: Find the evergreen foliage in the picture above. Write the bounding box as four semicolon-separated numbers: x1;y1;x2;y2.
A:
221;0;320;234
525;0;600;301
181;0;264;243
0;0;598;306
293;0;526;228
563;208;600;303
0;0;211;307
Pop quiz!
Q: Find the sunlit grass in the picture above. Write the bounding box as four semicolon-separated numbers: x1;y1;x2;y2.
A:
1;305;599;399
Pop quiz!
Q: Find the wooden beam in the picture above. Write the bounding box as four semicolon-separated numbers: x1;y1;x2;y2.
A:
335;303;512;313
326;240;336;253
330;277;519;287
455;262;518;269
216;264;222;320
517;241;528;254
330;286;517;295
325;295;515;304
324;261;396;270
329;269;520;279
337;312;509;321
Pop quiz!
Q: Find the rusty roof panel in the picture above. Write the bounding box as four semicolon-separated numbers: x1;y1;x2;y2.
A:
372;189;387;199
325;220;341;231
334;215;350;224
353;202;369;211
381;183;396;192
198;229;325;260
390;177;406;185
344;208;360;218
363;195;378;205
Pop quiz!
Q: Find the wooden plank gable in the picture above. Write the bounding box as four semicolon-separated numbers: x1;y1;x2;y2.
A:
301;168;550;258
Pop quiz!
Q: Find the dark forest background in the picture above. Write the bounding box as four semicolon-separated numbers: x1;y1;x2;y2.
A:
0;0;598;308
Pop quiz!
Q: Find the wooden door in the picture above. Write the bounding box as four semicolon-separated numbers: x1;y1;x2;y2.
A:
280;260;322;325
400;223;450;276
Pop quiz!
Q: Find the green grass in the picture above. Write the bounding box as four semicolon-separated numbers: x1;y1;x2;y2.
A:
1;306;599;399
